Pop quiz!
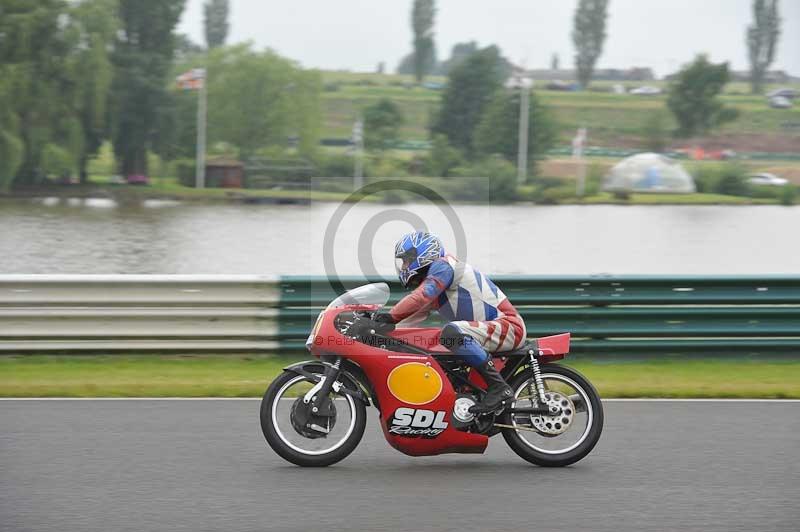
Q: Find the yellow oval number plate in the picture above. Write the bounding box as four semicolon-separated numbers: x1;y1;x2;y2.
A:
387;362;443;405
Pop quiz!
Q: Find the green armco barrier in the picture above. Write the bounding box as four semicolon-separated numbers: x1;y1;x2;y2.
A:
277;275;800;356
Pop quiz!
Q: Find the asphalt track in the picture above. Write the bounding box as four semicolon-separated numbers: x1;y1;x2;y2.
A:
1;399;798;532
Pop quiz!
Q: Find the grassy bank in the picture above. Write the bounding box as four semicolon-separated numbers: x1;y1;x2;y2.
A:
6;175;793;206
1;355;798;398
320;71;800;147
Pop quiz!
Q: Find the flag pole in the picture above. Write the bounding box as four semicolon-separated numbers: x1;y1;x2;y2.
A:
196;68;207;189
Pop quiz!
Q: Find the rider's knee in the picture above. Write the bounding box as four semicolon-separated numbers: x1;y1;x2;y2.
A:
439;322;467;351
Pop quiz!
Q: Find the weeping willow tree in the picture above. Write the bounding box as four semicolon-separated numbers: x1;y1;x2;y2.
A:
111;0;185;177
68;0;118;183
0;0;118;189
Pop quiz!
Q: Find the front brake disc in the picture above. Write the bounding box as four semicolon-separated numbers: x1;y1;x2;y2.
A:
290;397;337;439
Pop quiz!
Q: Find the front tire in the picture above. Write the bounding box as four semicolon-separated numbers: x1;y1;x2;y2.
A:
501;364;603;467
260;368;367;467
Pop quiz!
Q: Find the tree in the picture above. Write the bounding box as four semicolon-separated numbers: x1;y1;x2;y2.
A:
436;41;478;75
474;89;557;176
363;99;404;151
171;44;322;159
431;46;508;154
396;53;414;75
0;0;81;187
551;53;560;71
572;0;609;89
204;0;229;49
68;0;117;183
175;34;205;62
111;0;185;177
411;0;436;83
666;55;739;138
426;134;463;177
747;0;781;94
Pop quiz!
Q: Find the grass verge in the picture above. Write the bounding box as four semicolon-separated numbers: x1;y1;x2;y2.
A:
1;355;798;398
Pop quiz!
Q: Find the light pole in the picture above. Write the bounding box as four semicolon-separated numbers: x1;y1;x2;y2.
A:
573;127;587;197
517;77;533;185
353;118;364;190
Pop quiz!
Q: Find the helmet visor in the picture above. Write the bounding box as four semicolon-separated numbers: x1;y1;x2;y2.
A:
395;257;411;275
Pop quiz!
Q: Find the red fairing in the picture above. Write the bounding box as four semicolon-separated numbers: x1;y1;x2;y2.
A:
313;316;487;456
537;333;570;362
310;308;571;458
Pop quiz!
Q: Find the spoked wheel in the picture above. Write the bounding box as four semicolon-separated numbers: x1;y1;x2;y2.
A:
260;369;366;467
501;364;603;467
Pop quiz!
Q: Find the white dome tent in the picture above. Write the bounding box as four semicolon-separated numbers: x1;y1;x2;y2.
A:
603;153;696;194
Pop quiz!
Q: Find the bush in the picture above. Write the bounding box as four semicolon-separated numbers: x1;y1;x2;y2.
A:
689;164;714;193
369;157;409;178
780;185;796;206
174;159;196;187
0;131;23;191
449;156;517;202
516;176;579;204
425;135;463;177
86;142;115;179
689;162;751;196
538;185;577;204
315;153;358;177
40;144;74;179
584;164;604;196
713;163;750;196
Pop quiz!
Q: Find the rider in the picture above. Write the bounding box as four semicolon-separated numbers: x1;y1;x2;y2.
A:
375;231;526;415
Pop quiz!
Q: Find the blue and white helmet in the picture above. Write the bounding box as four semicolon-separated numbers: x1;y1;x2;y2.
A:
394;232;445;288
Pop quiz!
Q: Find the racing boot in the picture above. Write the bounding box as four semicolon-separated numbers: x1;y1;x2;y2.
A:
468;359;513;415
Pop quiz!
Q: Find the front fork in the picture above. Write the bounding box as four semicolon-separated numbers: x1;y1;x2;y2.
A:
302;356;342;414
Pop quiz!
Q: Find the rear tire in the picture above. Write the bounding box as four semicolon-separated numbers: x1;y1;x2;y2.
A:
501;364;603;467
260;368;367;467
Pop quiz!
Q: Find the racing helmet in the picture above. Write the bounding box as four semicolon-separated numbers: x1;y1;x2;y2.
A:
394;232;445;288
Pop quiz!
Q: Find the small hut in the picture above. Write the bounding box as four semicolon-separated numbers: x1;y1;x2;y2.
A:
205;159;244;188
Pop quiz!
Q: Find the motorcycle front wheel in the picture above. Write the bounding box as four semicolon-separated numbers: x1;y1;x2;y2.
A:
501;364;603;467
260;368;367;467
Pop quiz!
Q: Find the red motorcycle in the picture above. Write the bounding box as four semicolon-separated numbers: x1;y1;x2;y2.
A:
261;283;603;467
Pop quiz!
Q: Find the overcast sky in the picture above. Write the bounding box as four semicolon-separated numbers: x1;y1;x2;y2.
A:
178;0;800;78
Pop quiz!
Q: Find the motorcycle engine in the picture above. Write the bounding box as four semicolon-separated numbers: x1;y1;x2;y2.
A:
451;394;477;428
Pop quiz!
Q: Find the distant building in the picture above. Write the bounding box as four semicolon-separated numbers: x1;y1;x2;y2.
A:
523;67;655;82
664;70;797;84
730;70;793;84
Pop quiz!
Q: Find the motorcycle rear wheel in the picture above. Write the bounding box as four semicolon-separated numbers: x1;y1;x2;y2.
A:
501;364;603;467
261;369;367;467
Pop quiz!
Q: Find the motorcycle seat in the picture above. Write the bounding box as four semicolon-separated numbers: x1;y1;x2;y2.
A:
494;339;539;357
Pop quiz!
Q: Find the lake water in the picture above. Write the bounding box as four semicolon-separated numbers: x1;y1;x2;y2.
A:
2;198;799;276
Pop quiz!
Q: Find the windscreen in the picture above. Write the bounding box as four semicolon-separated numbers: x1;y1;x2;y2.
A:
326;283;390;309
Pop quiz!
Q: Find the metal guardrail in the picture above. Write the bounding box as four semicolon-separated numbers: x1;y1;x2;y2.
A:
0;275;280;351
2;275;800;355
